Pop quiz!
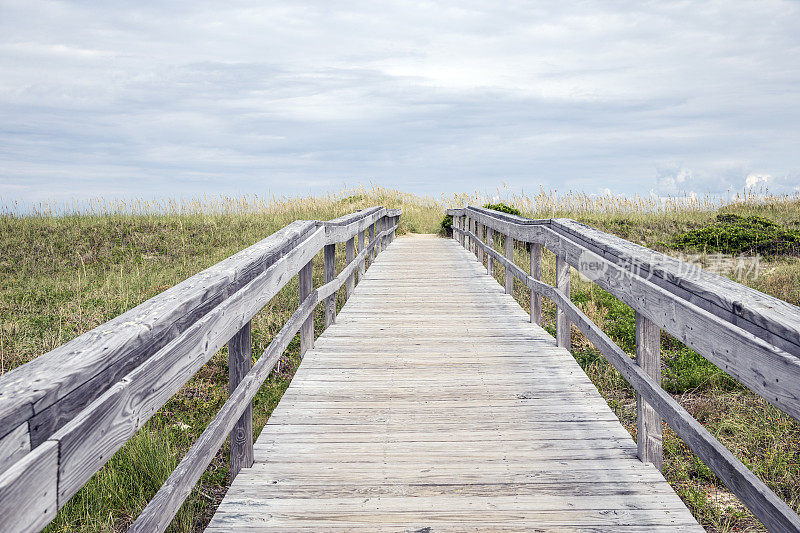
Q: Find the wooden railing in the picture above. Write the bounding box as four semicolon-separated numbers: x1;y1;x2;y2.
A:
447;206;800;533
0;207;401;533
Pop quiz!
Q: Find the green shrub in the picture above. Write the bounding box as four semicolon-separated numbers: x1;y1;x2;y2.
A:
673;213;800;256
439;214;453;237
483;203;522;216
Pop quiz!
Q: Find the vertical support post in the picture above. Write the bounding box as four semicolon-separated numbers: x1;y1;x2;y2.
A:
459;216;466;246
345;236;355;298
636;311;663;471
486;226;494;275
324;243;336;327
556;254;571;349
228;321;253;479
476;222;483;263
504;233;514;295
390;216;396;242
530;243;542;325
369;223;376;262
299;259;314;356
358;229;366;279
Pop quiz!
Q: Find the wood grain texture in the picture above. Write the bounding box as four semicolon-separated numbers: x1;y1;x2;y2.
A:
466;228;800;532
228;321;253;480
357;229;366;280
129;292;319;533
505;232;514;295
458;207;800;424
345;236;355;298
0;421;29;476
0;219;317;451
208;234;701;532
636;312;662;471
556;254;571;349
0;440;57;533
299;259;314;357
486;226;494;276
531;242;542;325
324;243;336;328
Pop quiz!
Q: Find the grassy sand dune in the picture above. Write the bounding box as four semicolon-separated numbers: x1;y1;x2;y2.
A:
2;187;799;531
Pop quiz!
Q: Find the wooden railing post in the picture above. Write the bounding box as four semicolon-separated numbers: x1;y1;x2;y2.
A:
460;216;466;247
504;234;514;294
228;321;253;479
299;259;314;356
369;223;376;261
486;226;494;275
358;229;366;279
636;311;663;470
530;243;542;325
556;254;571;348
324;243;336;327
345;236;355;298
476;222;483;263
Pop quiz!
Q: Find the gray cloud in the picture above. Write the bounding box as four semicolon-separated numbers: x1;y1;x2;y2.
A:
1;0;799;204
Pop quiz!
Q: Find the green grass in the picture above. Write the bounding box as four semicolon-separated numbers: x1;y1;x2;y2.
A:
3;187;800;532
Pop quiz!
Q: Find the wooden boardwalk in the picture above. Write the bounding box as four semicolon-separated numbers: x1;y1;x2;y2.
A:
207;234;702;531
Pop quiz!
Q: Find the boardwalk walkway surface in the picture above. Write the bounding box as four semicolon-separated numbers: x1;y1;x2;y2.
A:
207;234;702;532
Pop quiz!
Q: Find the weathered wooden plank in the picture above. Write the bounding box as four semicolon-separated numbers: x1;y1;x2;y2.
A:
504;233;514;294
636;312;662;471
345;236;355;298
0;440;57;533
357;229;366;280
531;242;542;325
465;216;800;424
486;226;494;275
128;292;318;533
228;321;253;480
299;259;314;357
556;253;571;349
474;235;800;532
51;227;326;506
324;243;336;328
0;421;30;475
0;219;318;450
210;235;700;532
552;217;800;358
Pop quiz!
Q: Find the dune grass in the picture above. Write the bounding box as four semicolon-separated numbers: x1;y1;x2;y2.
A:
2;186;800;531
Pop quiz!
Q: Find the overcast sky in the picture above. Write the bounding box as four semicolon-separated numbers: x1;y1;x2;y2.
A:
1;1;799;204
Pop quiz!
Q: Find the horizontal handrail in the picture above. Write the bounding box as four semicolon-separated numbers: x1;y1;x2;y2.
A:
0;207;401;533
448;206;800;533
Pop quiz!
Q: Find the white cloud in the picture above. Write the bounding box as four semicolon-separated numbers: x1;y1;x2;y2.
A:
745;173;771;188
0;1;799;202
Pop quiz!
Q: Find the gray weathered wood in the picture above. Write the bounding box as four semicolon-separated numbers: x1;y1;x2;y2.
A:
476;222;484;264
487;226;494;276
358;229;366;280
50;226;326;507
228;321;253;480
469;231;800;533
0;219;318;452
369;223;376;261
556;254;571;349
345;236;355;298
636;312;662;471
324;244;336;328
299;259;314;357
504;233;514;295
209;235;702;532
551;217;800;359
531;242;542;325
0;440;57;533
129;292;318;533
457;206;800;425
0;421;29;475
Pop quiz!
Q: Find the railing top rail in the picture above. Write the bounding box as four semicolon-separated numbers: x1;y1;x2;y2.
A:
0;206;396;467
451;205;800;360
